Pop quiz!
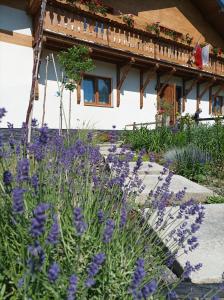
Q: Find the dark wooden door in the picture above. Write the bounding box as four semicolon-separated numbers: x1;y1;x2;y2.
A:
160;84;176;125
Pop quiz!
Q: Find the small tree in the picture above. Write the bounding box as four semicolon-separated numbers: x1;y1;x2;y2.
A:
58;45;95;91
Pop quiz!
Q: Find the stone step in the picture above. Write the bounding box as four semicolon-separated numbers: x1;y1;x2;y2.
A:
137;174;214;204
128;161;164;175
146;204;224;284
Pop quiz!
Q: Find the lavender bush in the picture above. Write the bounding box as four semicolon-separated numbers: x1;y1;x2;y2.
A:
0;109;205;299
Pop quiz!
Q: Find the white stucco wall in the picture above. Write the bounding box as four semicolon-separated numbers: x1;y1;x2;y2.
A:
0;4;222;129
0;42;33;127
33;52;158;130
0;5;32;36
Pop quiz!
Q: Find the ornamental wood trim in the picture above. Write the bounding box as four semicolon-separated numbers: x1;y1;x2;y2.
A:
0;28;33;47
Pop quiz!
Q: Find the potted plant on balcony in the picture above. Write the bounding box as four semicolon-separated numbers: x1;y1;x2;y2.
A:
121;14;135;28
146;22;160;36
184;33;193;46
66;0;108;15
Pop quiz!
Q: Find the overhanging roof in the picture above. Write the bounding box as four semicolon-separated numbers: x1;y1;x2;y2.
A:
193;0;224;40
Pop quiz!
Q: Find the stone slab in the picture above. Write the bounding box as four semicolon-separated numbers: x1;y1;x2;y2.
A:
147;204;224;284
128;161;164;175
137;174;214;204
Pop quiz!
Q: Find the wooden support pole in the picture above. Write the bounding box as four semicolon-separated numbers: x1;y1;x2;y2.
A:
157;68;176;97
117;58;135;107
77;80;81;104
182;78;186;112
199;78;216;99
214;85;224;98
140;70;144;109
140;64;159;109
196;82;200;110
209;86;212;115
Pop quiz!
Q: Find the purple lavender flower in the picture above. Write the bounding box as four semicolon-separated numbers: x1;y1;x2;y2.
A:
141;279;157;298
97;210;104;224
85;278;96;288
167;291;178;299
30;203;49;237
47;215;59;245
28;241;45;272
211;297;220;300
67;274;78;300
130;258;145;291
17;278;24;289
73;208;87;236
31;174;39;192
12;188;24;214
102;219;115;243
182;261;202;279
85;253;105;288
17;158;29;182
3;170;13;186
31;118;39;128
0;108;6;122
39;126;48;145
48;262;60;283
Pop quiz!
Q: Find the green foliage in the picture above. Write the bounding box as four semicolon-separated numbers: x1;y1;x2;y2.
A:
206;195;224;204
122;122;224;182
165;145;211;182
58;45;95;91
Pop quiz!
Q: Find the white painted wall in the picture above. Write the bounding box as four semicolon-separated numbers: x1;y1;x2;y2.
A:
33;51;158;130
0;4;221;129
0;42;33;127
0;5;32;36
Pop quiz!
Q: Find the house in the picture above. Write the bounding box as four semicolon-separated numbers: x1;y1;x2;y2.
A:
0;0;224;129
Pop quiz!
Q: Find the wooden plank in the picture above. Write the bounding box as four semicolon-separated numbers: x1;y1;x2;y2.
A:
0;29;33;48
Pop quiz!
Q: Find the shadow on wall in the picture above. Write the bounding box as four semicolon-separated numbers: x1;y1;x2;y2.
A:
0;5;32;32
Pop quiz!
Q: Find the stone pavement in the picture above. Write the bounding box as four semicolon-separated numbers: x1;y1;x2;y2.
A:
99;144;223;284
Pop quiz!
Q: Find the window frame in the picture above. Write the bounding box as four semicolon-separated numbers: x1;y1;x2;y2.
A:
212;95;224;115
83;74;112;107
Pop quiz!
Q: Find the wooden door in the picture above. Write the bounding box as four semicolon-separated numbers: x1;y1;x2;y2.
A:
159;84;176;125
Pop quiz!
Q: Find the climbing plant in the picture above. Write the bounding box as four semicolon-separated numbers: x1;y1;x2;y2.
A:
66;0;108;15
58;45;95;91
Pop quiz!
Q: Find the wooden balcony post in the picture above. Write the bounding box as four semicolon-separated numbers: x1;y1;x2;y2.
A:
116;58;135;107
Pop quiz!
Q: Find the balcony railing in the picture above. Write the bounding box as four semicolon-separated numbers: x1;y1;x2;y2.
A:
44;5;224;77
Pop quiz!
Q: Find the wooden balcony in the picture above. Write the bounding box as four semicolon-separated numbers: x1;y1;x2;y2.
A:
43;3;224;79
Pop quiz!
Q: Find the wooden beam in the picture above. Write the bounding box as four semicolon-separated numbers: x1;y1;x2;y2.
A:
209;86;212;115
117;58;135;107
77;81;81;104
185;75;202;97
27;0;41;15
199;78;216;99
214;85;224;98
196;82;200;110
182;78;186;112
157;68;176;97
140;70;144;109
140;64;159;109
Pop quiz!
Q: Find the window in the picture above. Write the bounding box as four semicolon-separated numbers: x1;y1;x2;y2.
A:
212;96;224;115
83;75;112;107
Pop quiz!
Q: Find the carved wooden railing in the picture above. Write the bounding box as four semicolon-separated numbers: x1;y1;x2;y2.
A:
44;5;224;77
